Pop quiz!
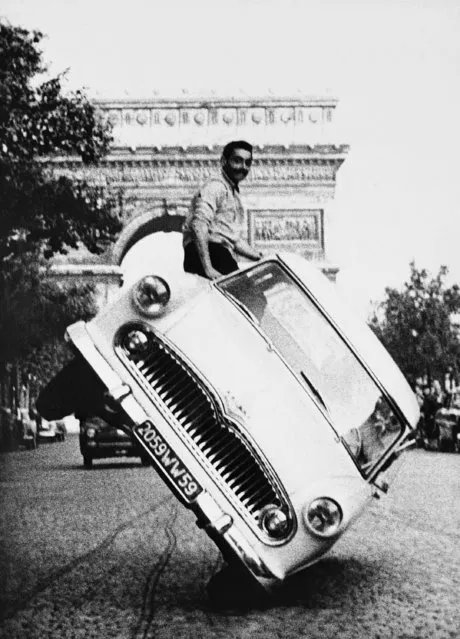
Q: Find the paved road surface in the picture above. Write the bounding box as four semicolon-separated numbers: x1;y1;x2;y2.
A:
0;436;459;638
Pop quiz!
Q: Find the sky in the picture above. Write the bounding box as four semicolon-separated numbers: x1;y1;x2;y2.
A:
2;0;460;318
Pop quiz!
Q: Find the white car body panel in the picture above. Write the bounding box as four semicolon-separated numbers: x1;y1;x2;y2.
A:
63;255;419;589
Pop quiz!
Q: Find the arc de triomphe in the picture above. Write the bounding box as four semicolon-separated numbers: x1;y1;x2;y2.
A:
49;93;349;304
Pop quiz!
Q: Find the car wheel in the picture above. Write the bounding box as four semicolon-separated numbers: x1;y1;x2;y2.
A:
83;455;93;469
437;433;454;453
415;430;424;449
141;453;151;466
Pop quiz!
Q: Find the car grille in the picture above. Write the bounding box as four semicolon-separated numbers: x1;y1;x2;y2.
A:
116;326;293;538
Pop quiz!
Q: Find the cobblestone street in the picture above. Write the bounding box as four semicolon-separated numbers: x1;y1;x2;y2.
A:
1;438;459;638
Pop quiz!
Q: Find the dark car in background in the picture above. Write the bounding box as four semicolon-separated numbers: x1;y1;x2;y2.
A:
434;391;460;452
79;415;150;469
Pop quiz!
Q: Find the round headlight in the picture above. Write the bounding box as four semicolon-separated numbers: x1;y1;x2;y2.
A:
123;328;150;355
260;505;291;540
86;427;96;439
304;498;342;537
132;276;170;317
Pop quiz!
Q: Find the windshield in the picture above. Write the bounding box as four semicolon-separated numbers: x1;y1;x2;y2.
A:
218;261;404;475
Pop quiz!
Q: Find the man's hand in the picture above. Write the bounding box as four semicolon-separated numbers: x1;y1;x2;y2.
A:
204;266;222;280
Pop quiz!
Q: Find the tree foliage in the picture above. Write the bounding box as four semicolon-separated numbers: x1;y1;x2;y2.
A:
369;262;460;386
0;253;97;370
0;22;122;262
0;22;122;388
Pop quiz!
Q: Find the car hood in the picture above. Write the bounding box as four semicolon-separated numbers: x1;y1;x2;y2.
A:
160;289;359;497
86;281;357;497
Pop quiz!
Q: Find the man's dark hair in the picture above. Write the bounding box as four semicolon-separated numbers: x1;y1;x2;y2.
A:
222;140;253;159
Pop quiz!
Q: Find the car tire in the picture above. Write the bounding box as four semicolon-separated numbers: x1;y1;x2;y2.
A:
141;453;151;466
437;433;454;453
83;455;93;469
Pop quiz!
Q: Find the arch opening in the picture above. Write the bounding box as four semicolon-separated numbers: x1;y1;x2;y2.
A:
121;231;184;288
113;212;185;265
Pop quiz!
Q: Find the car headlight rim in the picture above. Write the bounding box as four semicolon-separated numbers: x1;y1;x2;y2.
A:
85;427;97;439
304;497;343;538
123;328;150;355
260;505;291;540
132;275;170;318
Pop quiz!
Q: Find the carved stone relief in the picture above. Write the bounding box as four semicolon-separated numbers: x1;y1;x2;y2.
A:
248;209;324;252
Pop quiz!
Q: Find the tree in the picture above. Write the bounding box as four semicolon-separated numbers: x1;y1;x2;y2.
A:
0;22;122;404
0;252;97;370
369;262;460;387
0;22;122;262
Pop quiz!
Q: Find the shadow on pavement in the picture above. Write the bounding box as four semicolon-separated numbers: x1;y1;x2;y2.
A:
200;556;383;613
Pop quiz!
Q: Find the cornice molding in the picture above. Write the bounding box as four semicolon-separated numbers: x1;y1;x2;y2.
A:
94;95;339;109
46;143;349;163
89;97;346;149
51;155;346;187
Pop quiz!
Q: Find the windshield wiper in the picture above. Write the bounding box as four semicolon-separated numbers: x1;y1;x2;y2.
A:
300;371;330;414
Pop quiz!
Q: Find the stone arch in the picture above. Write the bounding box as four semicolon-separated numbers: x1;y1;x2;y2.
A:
111;209;185;265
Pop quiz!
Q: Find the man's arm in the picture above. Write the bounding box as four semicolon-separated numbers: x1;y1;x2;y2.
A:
190;182;225;279
192;220;222;279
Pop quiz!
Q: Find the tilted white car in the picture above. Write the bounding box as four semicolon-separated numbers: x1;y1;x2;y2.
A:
39;254;419;594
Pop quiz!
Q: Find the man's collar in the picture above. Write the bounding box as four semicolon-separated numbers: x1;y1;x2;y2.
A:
221;167;239;192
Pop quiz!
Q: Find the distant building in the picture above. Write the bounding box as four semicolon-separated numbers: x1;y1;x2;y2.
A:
48;92;349;301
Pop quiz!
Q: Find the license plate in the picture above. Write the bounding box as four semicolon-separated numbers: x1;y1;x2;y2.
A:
133;421;202;502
